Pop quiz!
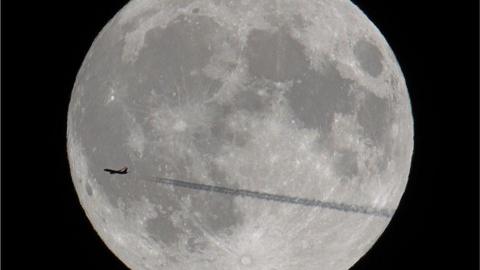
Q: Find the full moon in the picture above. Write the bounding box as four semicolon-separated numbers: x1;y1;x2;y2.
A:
67;0;414;269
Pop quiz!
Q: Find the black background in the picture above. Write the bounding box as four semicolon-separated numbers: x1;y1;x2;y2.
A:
2;0;478;269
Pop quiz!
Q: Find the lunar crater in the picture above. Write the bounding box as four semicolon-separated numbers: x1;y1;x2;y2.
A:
353;38;384;77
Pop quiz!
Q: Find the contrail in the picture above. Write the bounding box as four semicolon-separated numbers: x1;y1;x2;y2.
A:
150;177;394;218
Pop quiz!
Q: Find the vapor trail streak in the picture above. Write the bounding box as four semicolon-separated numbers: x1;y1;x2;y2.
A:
151;177;394;218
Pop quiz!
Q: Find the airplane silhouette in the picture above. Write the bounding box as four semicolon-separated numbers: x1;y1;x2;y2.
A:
104;166;128;175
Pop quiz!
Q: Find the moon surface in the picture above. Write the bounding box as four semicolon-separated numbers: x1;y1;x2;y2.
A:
67;0;413;269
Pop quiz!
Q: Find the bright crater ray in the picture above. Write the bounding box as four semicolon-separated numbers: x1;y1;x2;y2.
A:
67;0;414;269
